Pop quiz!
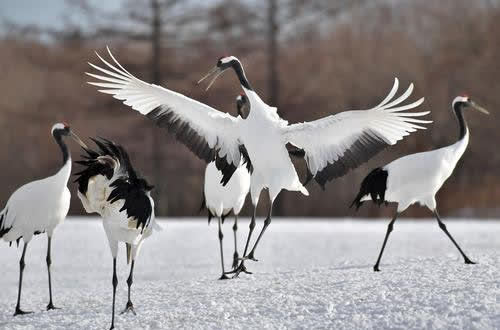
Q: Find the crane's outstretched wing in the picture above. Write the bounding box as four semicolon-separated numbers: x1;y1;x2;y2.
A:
282;78;431;189
87;47;243;185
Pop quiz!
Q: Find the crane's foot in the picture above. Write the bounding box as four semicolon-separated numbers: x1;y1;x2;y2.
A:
464;258;476;265
373;264;381;272
14;307;33;316
219;273;230;280
120;301;136;315
225;262;252;278
46;302;61;311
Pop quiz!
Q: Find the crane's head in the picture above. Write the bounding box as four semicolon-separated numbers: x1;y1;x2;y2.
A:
197;56;240;91
51;122;88;148
452;95;489;115
236;93;249;118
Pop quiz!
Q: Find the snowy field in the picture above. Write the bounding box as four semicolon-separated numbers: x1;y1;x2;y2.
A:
0;218;498;330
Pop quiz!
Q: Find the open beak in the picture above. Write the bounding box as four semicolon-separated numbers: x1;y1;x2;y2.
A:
70;130;88;149
197;66;224;91
470;101;490;115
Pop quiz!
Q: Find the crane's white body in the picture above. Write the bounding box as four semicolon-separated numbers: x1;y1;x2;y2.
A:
78;172;157;260
204;160;250;217
0;160;71;243
366;131;469;212
238;90;306;203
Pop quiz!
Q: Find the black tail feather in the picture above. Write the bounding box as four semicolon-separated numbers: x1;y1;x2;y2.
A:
199;191;206;213
350;167;388;210
199;191;215;225
0;211;8;239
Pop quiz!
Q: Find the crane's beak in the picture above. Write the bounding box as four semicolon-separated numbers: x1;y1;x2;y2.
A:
197;66;224;91
470;101;490;115
70;130;88;149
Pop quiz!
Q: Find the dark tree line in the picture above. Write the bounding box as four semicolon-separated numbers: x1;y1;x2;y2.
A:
0;0;499;218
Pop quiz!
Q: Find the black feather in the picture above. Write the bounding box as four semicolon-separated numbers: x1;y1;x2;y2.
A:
146;106;243;185
239;145;253;173
107;178;153;231
215;153;237;186
0;210;11;239
74;138;154;231
312;129;389;189
350;167;388;210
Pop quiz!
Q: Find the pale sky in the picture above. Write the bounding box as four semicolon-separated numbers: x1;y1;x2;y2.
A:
0;0;123;29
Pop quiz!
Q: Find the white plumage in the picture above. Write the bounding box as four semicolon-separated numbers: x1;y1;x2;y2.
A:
352;95;489;271
87;48;431;276
202;95;251;278
75;138;159;330
0;163;71;243
0;122;86;315
204;162;250;219
382;134;468;212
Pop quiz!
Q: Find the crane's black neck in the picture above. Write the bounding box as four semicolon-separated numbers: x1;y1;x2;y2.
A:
53;131;70;165
231;61;253;91
453;102;468;141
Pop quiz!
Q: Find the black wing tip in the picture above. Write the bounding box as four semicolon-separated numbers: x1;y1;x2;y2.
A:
199;192;207;213
310;130;390;188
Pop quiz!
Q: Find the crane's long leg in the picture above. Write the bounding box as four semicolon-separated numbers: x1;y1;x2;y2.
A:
226;206;257;277
110;258;118;330
434;210;476;264
46;236;60;310
121;260;137;315
374;212;399;272
14;242;32;316
217;217;230;280
246;201;274;262
232;214;239;270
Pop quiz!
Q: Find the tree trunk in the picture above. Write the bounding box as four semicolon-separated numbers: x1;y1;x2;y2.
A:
151;0;167;215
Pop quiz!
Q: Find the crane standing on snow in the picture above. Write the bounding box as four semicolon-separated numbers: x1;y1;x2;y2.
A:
87;47;431;277
201;94;251;279
0;123;87;315
351;96;488;271
75;138;160;330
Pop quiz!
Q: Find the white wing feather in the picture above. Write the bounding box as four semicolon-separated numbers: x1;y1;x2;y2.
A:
86;47;242;167
283;78;431;185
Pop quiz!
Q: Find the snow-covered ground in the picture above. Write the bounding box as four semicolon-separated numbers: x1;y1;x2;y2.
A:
0;218;498;329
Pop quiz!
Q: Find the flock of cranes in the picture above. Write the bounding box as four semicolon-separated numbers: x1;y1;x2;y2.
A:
0;47;489;329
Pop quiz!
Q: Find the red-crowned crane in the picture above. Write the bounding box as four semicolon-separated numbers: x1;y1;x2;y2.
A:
75;138;160;330
0;123;86;315
87;48;431;277
201;94;251;279
351;96;488;271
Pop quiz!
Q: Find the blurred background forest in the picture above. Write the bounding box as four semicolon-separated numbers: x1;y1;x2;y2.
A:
0;0;499;218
